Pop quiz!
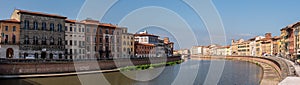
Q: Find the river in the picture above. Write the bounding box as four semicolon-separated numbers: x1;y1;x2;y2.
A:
0;59;263;85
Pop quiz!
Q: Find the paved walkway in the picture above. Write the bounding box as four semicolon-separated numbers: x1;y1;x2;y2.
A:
275;57;300;85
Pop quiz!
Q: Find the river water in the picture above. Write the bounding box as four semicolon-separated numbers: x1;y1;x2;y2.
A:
0;59;263;85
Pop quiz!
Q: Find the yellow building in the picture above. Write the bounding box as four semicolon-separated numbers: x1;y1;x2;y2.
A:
272;36;281;56
237;41;250;56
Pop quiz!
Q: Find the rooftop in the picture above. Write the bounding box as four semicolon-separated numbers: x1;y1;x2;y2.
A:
15;9;67;19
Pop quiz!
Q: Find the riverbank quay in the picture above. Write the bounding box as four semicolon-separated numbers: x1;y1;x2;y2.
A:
191;56;285;85
0;56;181;78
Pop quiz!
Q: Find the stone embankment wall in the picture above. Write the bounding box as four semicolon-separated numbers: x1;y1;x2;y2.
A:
0;56;181;75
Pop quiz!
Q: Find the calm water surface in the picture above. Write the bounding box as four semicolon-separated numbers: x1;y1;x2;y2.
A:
0;60;262;85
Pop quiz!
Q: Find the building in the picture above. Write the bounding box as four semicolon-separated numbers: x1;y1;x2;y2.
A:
0;19;20;58
272;36;281;56
237;41;250;56
65;19;86;59
80;19;99;59
190;46;203;55
120;27;134;58
110;26;122;58
231;39;244;55
134;30;159;44
11;9;66;59
293;22;300;59
162;37;174;57
134;42;156;57
134;31;174;57
248;36;265;56
280;24;295;60
215;46;231;56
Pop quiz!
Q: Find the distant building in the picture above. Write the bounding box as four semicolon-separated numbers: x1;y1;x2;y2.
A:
119;27;134;58
190;46;203;55
134;31;174;57
0;19;20;58
65;19;86;59
11;9;67;59
134;30;159;44
216;46;230;56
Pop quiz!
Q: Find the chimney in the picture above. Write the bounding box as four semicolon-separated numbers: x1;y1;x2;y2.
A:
164;37;169;44
265;33;272;39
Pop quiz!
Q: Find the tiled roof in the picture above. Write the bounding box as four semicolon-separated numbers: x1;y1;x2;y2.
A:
0;19;20;23
16;9;67;19
134;34;159;37
136;43;155;46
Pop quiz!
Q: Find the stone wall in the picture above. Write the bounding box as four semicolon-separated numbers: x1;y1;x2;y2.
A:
0;56;181;75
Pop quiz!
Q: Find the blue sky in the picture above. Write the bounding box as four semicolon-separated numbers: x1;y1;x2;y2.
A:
1;0;300;49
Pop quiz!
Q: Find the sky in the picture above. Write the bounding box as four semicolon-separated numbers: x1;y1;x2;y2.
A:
1;0;300;49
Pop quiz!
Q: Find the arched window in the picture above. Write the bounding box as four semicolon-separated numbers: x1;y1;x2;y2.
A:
57;24;62;32
24;36;29;44
42;22;46;30
58;38;62;45
50;23;54;31
24;20;29;29
33;36;38;45
34;21;38;30
6;48;14;58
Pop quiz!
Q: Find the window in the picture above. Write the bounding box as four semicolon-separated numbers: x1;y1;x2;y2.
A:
86;28;90;32
105;36;109;43
42;22;46;30
99;29;102;33
105;29;109;34
70;26;72;32
50;37;54;45
65;40;68;45
65;26;68;31
24;20;29;29
13;26;16;31
5;35;8;44
74;27;77;32
58;38;62;45
50;23;54;31
5;26;8;31
82;28;85;32
94;28;96;34
100;38;102;43
70;40;72;45
74;49;77;54
74;40;77;46
79;28;81;32
34;21;38;30
33;36;38;45
87;46;90;52
58;24;62;32
25;36;29;44
70;49;73;54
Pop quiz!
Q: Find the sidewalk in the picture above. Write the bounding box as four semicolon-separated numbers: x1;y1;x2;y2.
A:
276;57;300;85
276;57;300;76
